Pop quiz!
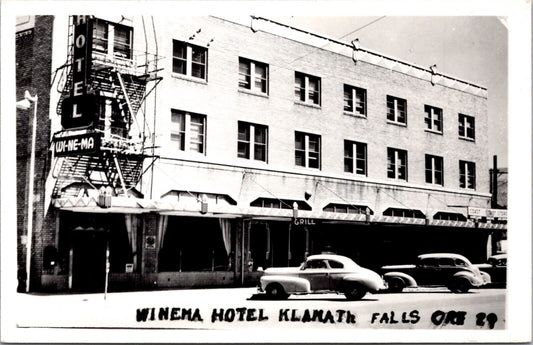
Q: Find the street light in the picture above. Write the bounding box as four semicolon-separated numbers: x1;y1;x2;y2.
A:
17;90;38;293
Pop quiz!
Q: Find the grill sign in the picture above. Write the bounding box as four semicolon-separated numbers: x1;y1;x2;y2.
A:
61;15;97;129
53;133;101;157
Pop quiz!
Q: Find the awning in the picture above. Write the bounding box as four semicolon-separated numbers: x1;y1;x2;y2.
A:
53;196;153;214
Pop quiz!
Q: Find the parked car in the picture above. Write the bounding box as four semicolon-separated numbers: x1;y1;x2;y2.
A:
380;253;491;293
258;254;386;300
475;253;507;287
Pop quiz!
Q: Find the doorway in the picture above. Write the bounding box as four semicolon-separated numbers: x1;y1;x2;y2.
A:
71;229;107;292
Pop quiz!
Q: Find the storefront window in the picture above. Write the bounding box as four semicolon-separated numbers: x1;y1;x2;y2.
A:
158;216;233;272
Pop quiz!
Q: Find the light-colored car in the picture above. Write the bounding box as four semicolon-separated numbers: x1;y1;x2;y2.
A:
381;253;491;293
258;254;386;300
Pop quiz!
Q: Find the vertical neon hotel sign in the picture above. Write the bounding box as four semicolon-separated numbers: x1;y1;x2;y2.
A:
60;15;98;129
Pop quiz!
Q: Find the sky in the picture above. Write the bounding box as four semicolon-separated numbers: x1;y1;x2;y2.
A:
273;16;508;167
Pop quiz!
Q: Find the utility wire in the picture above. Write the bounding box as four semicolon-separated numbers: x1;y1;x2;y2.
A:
338;16;387;40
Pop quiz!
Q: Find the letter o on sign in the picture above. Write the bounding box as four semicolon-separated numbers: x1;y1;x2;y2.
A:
75;34;86;48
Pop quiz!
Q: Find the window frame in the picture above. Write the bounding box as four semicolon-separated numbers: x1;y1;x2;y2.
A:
386;95;407;125
387;147;408;181
170;109;207;154
458;113;475;141
238;57;269;95
425;154;444;186
424;105;443;133
294;72;321;106
92;19;133;60
344;140;367;176
237;121;268;162
295;131;321;169
172;40;208;81
343;84;367;117
459;160;476;190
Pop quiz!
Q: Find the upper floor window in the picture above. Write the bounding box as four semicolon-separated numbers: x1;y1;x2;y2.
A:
170;109;206;154
295;131;321;169
172;40;207;80
387;147;407;181
425;105;443;133
459;160;476;189
295;72;320;106
239;58;268;94
344;140;367;175
425;154;444;186
387;95;407;125
458;113;475;140
237;121;268;162
344;85;366;116
93;19;132;59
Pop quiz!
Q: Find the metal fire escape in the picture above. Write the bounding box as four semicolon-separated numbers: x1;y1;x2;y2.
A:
52;16;162;200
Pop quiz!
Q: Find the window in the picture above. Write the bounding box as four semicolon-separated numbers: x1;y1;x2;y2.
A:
92;19;132;59
250;198;311;210
295;132;321;169
459;160;476;189
170;109;206;153
425;154;443;185
323;203;372;214
344;140;367;175
172;40;207;80
295;72;320;105
239;58;268;94
327;260;344;269
387;95;407;125
458;113;475;140
387;147;407;180
424;105;442;133
304;259;328;269
237;121;268;162
433;212;467;222
383;207;425;219
344;85;366;116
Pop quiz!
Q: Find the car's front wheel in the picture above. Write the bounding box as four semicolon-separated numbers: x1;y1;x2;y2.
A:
344;283;367;300
266;283;289;299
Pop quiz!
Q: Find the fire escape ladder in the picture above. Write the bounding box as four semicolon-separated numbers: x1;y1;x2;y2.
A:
114;70;142;140
52;155;105;198
113;154;128;197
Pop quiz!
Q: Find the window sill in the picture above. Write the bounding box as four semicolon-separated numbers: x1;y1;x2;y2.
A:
237;156;269;165
294;100;321;109
425;182;444;187
343;111;367;119
425;129;443;135
294;164;321;171
238;88;269;99
386;120;407;128
458;136;476;143
387;177;408;183
171;73;208;85
460;187;476;191
344;171;368;177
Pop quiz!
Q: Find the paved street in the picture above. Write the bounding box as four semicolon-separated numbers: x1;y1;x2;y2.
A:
11;286;505;331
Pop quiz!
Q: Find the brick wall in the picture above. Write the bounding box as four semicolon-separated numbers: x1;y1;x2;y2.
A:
148;16;489;194
16;15;54;291
127;16;491;218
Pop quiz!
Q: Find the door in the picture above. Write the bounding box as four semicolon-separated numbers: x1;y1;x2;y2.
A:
299;259;330;291
71;230;107;292
416;257;442;285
